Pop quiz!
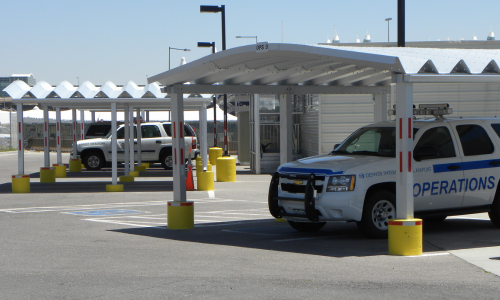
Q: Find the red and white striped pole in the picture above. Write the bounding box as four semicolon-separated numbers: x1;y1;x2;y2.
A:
56;108;62;164
395;74;414;219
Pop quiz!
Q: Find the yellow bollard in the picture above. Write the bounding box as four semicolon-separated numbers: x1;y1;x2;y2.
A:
12;175;30;193
130;171;139;177
141;163;150;168
135;165;147;172
209;147;222;166
40;167;56;183
388;219;423;256
196;160;212;176
216;156;236;182
167;201;194;229
197;171;214;191
106;184;124;192
52;164;67;178
69;159;82;172
119;175;134;182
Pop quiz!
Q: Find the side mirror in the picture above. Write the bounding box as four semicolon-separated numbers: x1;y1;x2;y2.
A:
333;143;341;151
414;145;438;161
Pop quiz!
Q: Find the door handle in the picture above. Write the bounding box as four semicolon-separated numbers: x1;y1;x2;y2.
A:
489;161;500;166
447;165;461;170
156;140;162;144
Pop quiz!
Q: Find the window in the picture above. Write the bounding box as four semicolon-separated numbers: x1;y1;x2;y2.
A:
162;124;172;136
86;125;111;137
141;125;161;138
162;124;194;137
490;124;500;138
414;126;456;160
456;124;494;156
116;127;137;139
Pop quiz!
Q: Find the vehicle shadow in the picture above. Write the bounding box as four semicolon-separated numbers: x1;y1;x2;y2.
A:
110;220;443;258
110;217;500;258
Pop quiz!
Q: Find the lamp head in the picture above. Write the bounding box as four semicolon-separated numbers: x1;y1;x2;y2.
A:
200;5;221;13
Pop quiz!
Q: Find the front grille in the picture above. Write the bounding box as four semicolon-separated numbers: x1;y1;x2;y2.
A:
281;183;323;194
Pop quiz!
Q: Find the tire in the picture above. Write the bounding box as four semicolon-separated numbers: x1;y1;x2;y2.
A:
488;198;500;228
160;149;173;170
357;190;396;239
288;220;326;232
422;216;447;223
83;151;105;170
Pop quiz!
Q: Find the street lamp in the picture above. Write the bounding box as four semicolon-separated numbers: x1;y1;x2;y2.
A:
385;18;392;43
169;47;190;70
236;36;257;44
198;41;218;147
200;4;230;156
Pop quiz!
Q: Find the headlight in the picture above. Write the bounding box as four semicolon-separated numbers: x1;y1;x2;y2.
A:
326;175;356;192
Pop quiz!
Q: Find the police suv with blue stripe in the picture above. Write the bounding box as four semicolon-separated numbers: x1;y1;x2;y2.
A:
269;104;500;238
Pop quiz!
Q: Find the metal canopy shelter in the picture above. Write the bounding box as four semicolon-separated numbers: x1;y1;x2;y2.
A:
4;80;212;188
148;43;500;220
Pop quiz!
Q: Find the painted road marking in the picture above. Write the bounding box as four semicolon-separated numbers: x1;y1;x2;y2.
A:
404;252;450;258
66;209;146;216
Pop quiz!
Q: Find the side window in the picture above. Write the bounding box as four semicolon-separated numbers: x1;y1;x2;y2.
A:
162;124;172;136
491;123;500;138
116;127;137;139
184;125;194;137
414;126;456;160
456;124;494;156
142;125;162;138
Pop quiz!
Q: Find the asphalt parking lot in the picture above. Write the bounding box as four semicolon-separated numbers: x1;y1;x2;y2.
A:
1;151;500;299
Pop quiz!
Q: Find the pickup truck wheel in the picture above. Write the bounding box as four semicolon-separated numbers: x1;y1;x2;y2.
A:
83;151;105;170
160;150;173;170
288;221;326;232
357;190;395;239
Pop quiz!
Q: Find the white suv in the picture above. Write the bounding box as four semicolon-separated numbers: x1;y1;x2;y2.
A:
75;122;197;170
269;108;500;238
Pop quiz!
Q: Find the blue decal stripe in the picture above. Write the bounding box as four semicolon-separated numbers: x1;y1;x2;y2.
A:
279;167;343;175
433;159;500;173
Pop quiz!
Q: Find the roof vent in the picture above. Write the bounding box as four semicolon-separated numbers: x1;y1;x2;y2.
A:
488;30;495;41
363;32;371;43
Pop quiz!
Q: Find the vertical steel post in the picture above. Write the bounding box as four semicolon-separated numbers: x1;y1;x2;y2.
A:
200;104;208;170
279;94;293;165
136;107;142;167
17;103;24;175
170;85;187;202
80;110;85;140
398;0;405;47
124;105;130;175
253;94;261;174
111;103;118;185
395;74;414;219
56;107;62;164
223;94;228;155
43;105;49;167
129;107;135;172
213;96;217;147
72;109;77;159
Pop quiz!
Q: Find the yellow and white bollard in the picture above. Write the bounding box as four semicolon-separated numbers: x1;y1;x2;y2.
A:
119;175;134;182
52;164;67;178
388;219;423;256
209;147;222;166
12;175;30;193
69;159;82;172
216;156;236;182
106;184;124;192
197;171;214;191
40;167;56;183
167;201;194;229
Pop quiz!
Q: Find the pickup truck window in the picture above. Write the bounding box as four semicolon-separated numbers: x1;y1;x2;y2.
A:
456;124;494;156
414;126;455;160
141;125;161;138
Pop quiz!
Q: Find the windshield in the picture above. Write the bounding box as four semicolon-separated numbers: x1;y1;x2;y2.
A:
332;127;397;157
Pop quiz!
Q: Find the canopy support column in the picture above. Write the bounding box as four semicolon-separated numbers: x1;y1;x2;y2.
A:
72;109;77;159
136;108;142;167
56;108;62;164
395;74;414;219
253;94;261;174
80;110;85;140
129;107;135;173
374;93;388;123
279;93;293;165
111;103;118;185
124;105;130;175
200;103;208;170
169;85;186;202
17;103;24;175
43;105;50;167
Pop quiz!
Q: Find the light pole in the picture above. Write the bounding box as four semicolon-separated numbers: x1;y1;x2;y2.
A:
200;4;229;156
198;42;218;147
385;18;392;43
169;47;190;70
236;36;257;44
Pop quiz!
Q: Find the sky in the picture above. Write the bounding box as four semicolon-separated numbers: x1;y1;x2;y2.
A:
2;0;499;86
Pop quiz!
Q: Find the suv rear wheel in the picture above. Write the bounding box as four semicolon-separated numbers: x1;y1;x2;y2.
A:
83;151;105;170
160;149;173;170
357;190;396;239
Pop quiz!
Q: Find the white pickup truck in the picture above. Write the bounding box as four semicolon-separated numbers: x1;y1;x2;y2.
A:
269;105;500;238
75;122;198;170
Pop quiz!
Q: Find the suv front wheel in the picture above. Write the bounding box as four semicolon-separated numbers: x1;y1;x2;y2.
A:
357;190;396;239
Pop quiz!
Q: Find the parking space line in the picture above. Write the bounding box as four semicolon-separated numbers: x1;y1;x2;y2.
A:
274;236;345;242
404;252;450;258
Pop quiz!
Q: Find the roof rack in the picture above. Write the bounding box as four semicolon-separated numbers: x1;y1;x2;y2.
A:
388;103;452;119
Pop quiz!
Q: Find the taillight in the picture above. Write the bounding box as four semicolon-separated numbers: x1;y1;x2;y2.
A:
192;138;196;149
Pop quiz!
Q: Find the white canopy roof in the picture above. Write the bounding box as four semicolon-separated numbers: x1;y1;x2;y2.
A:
148;44;500;94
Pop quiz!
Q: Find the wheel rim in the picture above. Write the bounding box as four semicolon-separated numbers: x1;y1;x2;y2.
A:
371;200;395;230
87;156;100;168
165;155;173;168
